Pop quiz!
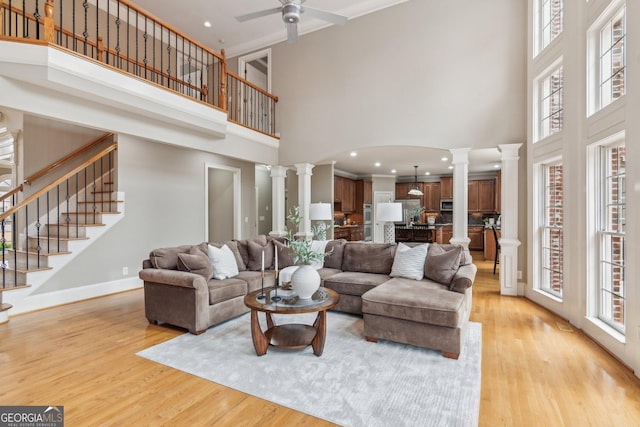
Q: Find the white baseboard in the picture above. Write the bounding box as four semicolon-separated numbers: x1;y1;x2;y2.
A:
9;277;143;315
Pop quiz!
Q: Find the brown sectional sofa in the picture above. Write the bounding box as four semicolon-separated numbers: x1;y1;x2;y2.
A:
139;236;477;359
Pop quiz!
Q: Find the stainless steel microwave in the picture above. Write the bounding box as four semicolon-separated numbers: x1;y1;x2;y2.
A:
440;199;453;211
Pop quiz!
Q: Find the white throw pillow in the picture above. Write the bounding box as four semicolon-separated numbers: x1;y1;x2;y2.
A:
390;243;429;280
207;244;240;280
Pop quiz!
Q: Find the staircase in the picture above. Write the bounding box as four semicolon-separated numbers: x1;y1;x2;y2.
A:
0;133;124;321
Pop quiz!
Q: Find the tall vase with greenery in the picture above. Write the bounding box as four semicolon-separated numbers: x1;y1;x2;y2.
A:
284;206;331;298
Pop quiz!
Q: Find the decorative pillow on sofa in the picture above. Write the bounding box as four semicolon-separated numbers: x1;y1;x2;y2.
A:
209;241;246;271
236;236;269;269
149;245;192;270
207;244;240;280
390;243;429;280
247;240;274;271
177;246;213;280
273;239;297;268
424;243;462;285
342;242;396;274
324;239;346;269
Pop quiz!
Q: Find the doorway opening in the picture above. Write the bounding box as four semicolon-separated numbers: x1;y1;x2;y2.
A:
204;163;241;242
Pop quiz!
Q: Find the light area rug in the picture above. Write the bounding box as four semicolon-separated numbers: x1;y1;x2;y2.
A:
137;311;482;427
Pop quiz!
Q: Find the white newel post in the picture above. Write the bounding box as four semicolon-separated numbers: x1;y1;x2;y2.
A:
295;163;314;236
498;143;522;296
449;148;471;248
269;166;288;237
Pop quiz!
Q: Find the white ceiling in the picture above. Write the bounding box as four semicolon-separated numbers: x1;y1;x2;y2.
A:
129;0;503;178
131;0;409;58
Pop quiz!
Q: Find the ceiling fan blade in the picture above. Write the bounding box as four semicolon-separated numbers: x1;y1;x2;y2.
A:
302;6;348;26
235;7;282;23
286;23;298;43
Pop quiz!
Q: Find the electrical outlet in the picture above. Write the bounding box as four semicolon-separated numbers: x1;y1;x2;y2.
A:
517;270;522;280
122;266;128;276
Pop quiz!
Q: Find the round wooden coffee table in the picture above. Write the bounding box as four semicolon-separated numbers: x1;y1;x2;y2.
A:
243;286;339;357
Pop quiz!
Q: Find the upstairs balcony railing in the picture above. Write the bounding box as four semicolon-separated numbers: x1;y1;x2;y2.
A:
0;0;278;137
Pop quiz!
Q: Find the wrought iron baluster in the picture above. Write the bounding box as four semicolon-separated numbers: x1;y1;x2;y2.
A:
75;172;79;239
57;186;60;253
46;192;50;255
82;0;88;55
72;0;76;52
34;0;40;39
143;16;148;79
126;5;130;72
35;198;41;268
22;0;26;38
1;218;7;288
24;205;28;271
58;0;63;44
106;0;109;63
65;180;70;240
115;1;121;68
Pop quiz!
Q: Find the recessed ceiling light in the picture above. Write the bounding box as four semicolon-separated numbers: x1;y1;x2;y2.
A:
441;157;448;162
204;21;212;28
494;164;500;168
391;169;397;174
424;172;431;176
350;151;357;157
448;165;454;170
374;162;381;167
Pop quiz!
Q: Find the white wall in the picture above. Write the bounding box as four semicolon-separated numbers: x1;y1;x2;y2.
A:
272;0;527;166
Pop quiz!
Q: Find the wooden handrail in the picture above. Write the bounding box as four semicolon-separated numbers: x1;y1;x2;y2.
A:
0;185;24;206
0;143;117;222
226;70;279;102
24;132;113;186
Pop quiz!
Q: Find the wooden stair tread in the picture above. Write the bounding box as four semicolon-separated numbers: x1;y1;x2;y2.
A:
51;223;106;227
77;200;123;204
0;285;31;292
5;266;53;274
0;303;12;311
10;250;71;257
28;236;89;241
62;211;121;215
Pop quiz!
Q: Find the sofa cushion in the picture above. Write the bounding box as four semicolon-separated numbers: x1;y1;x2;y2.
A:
440;243;473;266
149;245;192;270
247;240;274;271
177;247;213;280
317;267;342;281
236;235;269;268
236;270;276;293
342;242;396;274
323;271;390;296
390;243;429;280
207;278;247;305
362;278;465;328
209;241;246;271
424;244;462;285
324;239;346;269
450;263;477;293
207;244;240;280
273;239;297;268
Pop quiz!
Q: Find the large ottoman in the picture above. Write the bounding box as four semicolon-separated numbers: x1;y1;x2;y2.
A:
361;277;472;359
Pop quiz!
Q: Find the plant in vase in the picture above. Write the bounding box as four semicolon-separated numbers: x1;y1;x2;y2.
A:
283;206;332;299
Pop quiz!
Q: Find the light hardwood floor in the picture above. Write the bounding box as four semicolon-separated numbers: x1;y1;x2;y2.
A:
1;255;639;426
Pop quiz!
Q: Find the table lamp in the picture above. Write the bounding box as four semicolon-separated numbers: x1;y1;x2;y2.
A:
309;202;332;240
376;202;402;243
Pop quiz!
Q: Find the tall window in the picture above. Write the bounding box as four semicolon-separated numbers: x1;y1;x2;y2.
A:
537;0;563;53
537;65;564;141
540;162;563;297
599;6;626;109
597;143;626;333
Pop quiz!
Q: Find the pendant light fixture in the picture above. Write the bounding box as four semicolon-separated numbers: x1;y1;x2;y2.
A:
408;165;423;196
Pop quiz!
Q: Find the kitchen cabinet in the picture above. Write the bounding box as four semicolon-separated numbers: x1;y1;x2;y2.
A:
468;226;484;251
495;171;501;213
468;179;496;213
334;226;363;241
395;182;422;200
350;226;364;241
440;176;453;200
422;182;441;212
436;225;452;244
484;227;501;261
334;227;349;240
334;176;356;213
356;180;372;206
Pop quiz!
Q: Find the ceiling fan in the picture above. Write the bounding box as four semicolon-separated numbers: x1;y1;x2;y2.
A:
235;0;348;44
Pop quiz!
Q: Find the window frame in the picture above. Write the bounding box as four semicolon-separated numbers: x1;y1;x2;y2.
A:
587;1;626;116
534;62;564;142
534;0;564;55
538;161;564;298
595;141;626;334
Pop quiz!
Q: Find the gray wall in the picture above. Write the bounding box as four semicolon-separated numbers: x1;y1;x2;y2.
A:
208;168;234;242
34;134;259;294
255;165;272;235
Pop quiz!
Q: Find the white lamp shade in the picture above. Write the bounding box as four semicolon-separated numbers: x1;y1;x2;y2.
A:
309;202;332;220
376;202;402;222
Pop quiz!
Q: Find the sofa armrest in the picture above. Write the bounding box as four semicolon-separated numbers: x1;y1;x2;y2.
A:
139;268;208;291
450;263;477;293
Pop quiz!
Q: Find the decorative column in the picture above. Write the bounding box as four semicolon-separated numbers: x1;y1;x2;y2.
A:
449;148;471;248
295;163;314;236
269;166;288;237
498;143;522;296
